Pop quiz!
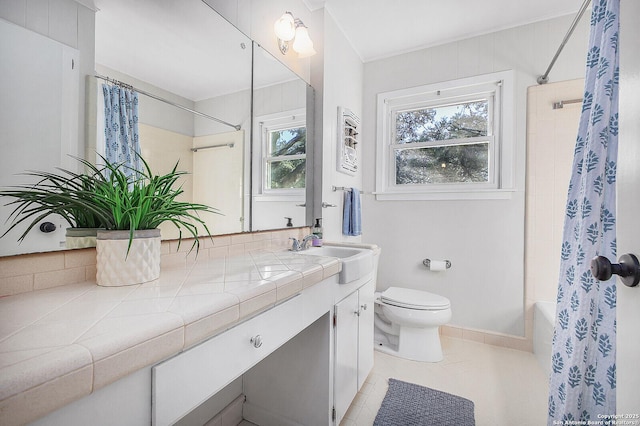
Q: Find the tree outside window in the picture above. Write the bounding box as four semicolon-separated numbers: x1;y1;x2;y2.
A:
394;100;490;185
266;126;306;190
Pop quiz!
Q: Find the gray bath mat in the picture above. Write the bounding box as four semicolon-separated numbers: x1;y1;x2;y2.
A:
373;378;475;426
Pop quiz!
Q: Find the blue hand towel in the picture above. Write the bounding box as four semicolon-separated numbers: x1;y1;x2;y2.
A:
342;188;362;236
342;191;351;235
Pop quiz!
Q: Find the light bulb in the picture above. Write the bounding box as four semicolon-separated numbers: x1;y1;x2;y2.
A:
274;12;295;41
292;25;316;58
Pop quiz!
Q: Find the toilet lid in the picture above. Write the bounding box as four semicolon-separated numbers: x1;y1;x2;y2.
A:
380;287;450;310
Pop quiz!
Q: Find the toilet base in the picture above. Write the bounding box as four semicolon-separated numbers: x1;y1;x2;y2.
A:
373;295;449;363
374;341;400;357
374;328;397;351
399;325;443;362
374;324;444;362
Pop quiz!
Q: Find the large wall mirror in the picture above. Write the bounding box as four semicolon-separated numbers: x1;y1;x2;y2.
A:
0;0;314;257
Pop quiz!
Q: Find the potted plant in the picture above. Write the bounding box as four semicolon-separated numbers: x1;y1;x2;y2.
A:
1;155;219;286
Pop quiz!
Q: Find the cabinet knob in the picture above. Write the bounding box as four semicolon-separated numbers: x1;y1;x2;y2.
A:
361;304;368;311
250;335;263;348
354;310;360;316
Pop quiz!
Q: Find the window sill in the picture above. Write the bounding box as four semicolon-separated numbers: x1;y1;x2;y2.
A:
374;189;516;201
253;194;305;203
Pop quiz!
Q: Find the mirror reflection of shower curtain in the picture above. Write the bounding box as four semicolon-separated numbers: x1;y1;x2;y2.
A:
100;84;142;175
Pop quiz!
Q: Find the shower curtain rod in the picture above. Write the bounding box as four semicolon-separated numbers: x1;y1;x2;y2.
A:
537;0;591;85
95;73;241;131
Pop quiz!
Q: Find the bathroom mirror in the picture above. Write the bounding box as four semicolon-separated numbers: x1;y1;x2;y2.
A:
90;0;254;242
0;0;313;257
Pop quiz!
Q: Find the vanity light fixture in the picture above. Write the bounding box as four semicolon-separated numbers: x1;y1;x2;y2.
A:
274;12;316;58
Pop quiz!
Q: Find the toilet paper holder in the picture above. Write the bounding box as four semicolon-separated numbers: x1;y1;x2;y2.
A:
423;259;452;269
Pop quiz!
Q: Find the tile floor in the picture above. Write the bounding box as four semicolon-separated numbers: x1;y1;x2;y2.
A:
341;337;550;426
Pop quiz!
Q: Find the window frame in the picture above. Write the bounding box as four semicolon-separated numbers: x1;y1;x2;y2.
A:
376;71;515;200
255;109;307;198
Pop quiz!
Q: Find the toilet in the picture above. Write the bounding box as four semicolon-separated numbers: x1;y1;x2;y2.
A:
374;287;452;362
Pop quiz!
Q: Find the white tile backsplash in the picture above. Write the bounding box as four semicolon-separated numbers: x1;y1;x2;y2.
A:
525;80;583;308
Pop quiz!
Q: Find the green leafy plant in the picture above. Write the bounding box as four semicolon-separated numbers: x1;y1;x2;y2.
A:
1;155;220;253
1;163;105;241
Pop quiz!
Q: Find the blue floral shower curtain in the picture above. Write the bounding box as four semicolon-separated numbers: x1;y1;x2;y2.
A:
102;84;142;175
548;0;619;422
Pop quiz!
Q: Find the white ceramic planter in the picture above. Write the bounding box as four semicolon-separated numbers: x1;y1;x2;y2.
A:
65;227;98;249
96;229;161;287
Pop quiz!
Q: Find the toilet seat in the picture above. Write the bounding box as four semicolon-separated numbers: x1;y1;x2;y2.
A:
380;287;450;311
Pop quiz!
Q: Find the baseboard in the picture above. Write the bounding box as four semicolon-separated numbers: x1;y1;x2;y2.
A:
441;325;533;352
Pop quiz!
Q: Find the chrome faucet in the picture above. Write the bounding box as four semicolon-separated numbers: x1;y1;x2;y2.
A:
289;235;318;251
302;234;319;249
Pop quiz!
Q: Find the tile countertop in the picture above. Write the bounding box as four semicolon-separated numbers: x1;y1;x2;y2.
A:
0;250;341;425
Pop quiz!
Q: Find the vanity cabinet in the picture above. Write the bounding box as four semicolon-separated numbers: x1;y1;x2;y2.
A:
153;279;334;426
333;279;375;424
18;246;379;426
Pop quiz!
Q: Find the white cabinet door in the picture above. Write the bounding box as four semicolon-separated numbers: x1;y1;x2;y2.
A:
617;1;640;411
333;290;359;424
357;280;375;390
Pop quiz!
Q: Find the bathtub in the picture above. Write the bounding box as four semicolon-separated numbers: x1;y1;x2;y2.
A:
533;301;556;375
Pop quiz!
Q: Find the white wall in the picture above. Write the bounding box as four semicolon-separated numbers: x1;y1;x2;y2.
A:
319;9;364;243
361;14;589;336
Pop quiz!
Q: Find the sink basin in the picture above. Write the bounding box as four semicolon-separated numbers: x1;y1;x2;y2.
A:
295;245;374;284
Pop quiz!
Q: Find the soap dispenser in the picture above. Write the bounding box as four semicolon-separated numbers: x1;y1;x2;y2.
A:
312;218;323;246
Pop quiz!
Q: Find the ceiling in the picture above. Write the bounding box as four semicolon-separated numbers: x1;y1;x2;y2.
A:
321;0;586;61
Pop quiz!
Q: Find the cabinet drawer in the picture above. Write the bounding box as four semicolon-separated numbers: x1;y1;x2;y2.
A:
152;280;332;426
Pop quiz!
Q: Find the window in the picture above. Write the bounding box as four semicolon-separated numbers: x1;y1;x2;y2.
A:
265;125;306;190
256;109;306;196
376;71;514;200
